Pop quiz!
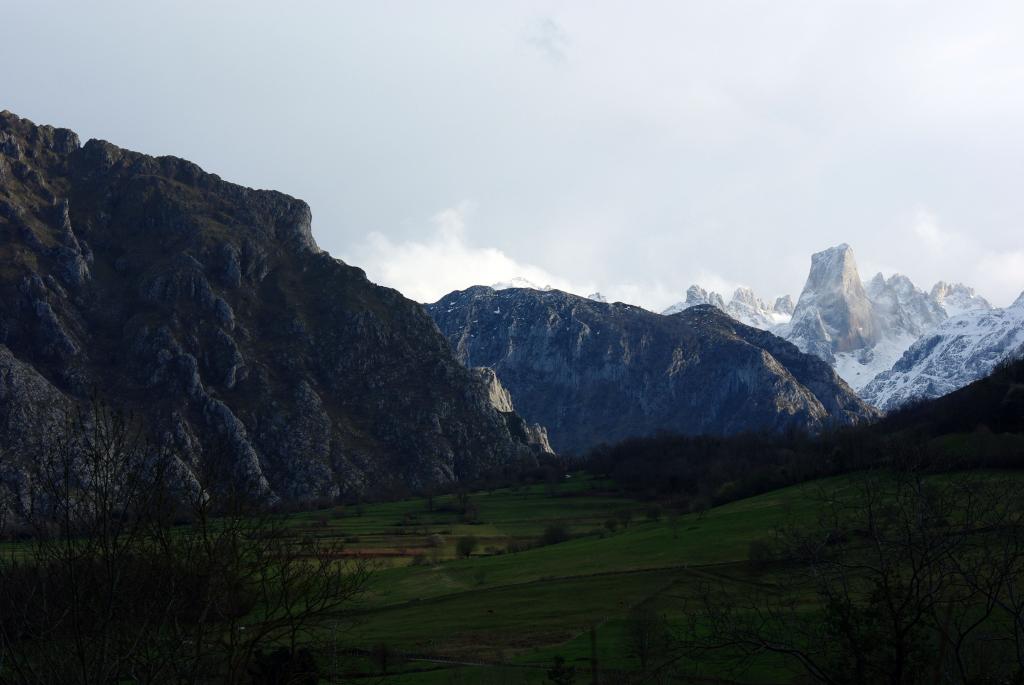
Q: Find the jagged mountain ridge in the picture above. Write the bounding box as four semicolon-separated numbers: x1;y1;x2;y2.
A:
428;286;877;454
662;285;793;329
861;293;1024;411
0;110;544;502
774;244;996;393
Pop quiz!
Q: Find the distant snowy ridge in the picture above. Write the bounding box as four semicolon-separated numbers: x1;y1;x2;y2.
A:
773;244;997;394
930;281;992;318
861;292;1024;411
482;253;1011;411
663;285;792;328
491;276;551;291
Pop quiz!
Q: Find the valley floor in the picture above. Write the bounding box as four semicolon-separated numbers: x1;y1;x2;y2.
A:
279;474;845;683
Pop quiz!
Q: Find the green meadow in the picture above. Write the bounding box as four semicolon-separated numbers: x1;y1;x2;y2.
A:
280;474;844;683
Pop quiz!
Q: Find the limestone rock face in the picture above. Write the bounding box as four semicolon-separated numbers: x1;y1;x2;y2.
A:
0;110;540;502
471;366;554;454
472;366;515;413
784;244;878;359
428;287;877;454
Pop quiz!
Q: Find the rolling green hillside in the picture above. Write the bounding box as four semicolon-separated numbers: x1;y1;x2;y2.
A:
277;473;877;683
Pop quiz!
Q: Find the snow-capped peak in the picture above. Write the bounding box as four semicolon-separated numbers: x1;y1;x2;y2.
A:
491;277;550;291
773;295;795;316
930;281;993;317
862;299;1024;411
662;285;726;315
663;284;792;328
866;272;945;339
588;292;608;303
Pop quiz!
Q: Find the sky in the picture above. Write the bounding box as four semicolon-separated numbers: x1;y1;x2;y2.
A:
2;1;1023;309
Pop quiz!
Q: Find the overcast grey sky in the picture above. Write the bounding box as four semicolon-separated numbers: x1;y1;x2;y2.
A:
3;1;1023;308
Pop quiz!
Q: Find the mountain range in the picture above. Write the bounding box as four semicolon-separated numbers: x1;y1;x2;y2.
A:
427;286;876;453
2;108;1019;507
862;293;1024;411
0;110;547;503
655;244;1017;408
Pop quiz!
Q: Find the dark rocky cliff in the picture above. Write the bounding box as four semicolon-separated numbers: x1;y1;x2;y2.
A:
0;111;542;502
428;287;878;454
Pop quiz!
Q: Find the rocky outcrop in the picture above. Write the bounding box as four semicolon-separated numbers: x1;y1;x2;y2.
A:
429;287;877;454
471;367;553;454
0;110;542;502
782;244;878;362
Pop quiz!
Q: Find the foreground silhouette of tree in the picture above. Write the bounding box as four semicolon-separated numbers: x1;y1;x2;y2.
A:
673;469;1024;685
0;400;370;684
625;605;669;678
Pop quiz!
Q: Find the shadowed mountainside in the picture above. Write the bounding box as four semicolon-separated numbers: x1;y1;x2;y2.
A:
0;111;545;502
428;286;877;453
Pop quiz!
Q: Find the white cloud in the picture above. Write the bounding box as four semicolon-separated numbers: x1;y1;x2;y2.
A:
8;3;1023;309
348;204;712;312
348;204;592;304
865;208;1024;307
911;208;953;251
523;16;570;64
977;250;1024;301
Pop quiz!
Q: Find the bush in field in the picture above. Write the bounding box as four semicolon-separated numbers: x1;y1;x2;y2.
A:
540;522;571;546
506;539;534;554
456;535;479;558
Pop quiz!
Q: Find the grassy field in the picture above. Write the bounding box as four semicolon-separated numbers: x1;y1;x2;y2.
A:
278;473;847;683
6;469;1017;682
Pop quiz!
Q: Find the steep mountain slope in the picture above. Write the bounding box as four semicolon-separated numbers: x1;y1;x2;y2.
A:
862;293;1024;412
873;354;1024;437
428;286;877;453
0;111;543;502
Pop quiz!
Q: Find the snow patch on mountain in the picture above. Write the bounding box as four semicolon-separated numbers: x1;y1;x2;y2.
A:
833;333;920;392
862;294;1024;411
